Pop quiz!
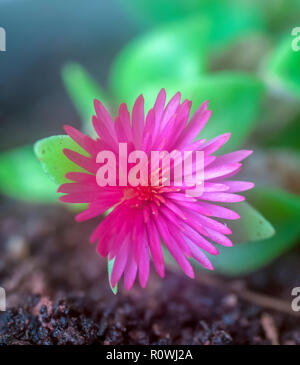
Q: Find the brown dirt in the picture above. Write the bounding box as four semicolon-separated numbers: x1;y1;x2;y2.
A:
0;199;299;345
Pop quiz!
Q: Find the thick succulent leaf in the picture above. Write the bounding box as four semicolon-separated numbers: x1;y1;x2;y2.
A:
110;16;210;103
34;135;87;185
62;63;110;135
131;72;265;151
210;188;300;275
267;37;300;99
229;201;275;244
0;145;57;203
108;257;118;295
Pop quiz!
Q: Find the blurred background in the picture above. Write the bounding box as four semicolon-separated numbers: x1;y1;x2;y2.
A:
0;0;138;150
0;0;300;345
0;0;299;150
1;0;300;269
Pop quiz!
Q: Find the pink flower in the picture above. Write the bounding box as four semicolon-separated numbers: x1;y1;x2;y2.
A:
58;89;254;290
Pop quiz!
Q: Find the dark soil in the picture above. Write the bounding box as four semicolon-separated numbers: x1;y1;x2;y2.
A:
0;199;299;345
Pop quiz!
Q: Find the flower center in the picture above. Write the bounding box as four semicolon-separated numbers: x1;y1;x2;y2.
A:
123;185;179;209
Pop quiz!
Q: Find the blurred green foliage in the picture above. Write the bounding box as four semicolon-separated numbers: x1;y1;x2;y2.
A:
0;145;57;203
110;16;210;101
62;63;110;136
264;116;300;153
116;0;266;47
267;37;300;98
0;0;299;281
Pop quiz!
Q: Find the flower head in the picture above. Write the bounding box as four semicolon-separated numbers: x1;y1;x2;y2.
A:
58;89;254;289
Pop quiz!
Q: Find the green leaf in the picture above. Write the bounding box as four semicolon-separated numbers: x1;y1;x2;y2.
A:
62;63;110;135
108;257;118;295
34;135;87;185
134;72;265;151
0;145;57;203
228;201;275;244
267;36;300;99
110;16;210;104
210;188;300;275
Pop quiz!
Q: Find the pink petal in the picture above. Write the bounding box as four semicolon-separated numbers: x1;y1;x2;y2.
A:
204;163;241;180
215;150;253;165
153;88;166;122
147;218;165;278
58;182;99;194
181;222;219;255
94;99;116;136
75;198;120;222
115;103;133;143
65;172;95;184
63;148;97;173
138;227;150;288
155;218;194;278
92;115;118;150
198;202;240;220
160;92;181;129
223;181;255;193
204;228;233;247
124;250;138;290
63;125;99;156
163;200;187;220
186;239;214;270
176;100;210;148
203;182;229;192
201;192;245;203
152;88;166;142
59;192;101;203
110;238;129;288
196;214;232;235
131;94;145;149
201;133;231;155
